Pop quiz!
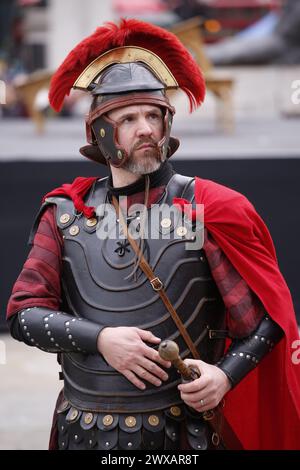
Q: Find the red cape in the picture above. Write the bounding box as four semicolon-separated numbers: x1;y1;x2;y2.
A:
45;175;300;449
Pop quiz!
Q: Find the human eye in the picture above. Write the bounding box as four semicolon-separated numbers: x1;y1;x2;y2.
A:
148;113;161;121
121;115;134;124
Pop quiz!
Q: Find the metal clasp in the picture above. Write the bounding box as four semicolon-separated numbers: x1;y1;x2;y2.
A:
150;277;164;291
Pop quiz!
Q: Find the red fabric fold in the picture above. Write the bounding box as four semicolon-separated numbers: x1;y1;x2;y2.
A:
175;177;300;449
43;176;98;218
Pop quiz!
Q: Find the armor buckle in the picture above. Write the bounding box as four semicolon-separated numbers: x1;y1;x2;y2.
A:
150;277;164;291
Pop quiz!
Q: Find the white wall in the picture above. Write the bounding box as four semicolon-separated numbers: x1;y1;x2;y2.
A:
47;0;114;70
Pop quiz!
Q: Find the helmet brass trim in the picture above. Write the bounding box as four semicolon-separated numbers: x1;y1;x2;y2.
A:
73;46;179;90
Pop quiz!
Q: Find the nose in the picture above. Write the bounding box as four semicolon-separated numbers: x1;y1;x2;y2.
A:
136;117;153;137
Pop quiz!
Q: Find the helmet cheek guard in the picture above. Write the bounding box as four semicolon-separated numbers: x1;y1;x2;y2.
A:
91;115;129;168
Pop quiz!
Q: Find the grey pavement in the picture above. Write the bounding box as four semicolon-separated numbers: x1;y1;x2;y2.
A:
0;334;61;450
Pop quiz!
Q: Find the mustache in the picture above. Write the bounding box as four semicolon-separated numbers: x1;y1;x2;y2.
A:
133;138;158;150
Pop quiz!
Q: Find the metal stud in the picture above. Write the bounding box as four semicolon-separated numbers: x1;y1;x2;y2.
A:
176;226;188;237
170;406;181;417
84;412;94;425
160;217;172;228
86;217;98;227
125;416;136;428
60;213;71;224
117;150;123;160
103;415;114;427
148;415;159;427
100;128;105;138
69;225;80;236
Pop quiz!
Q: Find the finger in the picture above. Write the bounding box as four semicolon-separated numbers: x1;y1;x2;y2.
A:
179;391;203;404
123;370;146;390
139;357;169;382
178;377;208;394
137;329;161;344
144;347;172;369
185;400;215;413
133;365;162;387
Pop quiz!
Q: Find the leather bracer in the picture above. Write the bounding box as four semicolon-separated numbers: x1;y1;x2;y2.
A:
217;314;283;387
17;307;104;354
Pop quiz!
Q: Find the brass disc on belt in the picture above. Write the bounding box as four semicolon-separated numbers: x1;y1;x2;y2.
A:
68;408;79;422
60;213;71;224
86;217;98;227
125;416;136;428
148;415;160;427
103;415;114;427
69;225;80;236
84;412;94;424
170;406;181;417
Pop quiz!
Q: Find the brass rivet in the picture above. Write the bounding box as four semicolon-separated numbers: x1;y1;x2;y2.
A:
176;226;188;237
60;213;71;224
85;217;98;227
68;408;79;422
117;150;123;160
69;225;80;236
125;416;136;428
84;412;94;425
103;415;114;427
100;128;105;138
170;406;181;417
161;218;172;228
148;415;159;427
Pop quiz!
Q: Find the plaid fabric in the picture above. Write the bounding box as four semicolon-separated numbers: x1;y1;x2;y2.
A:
203;229;264;338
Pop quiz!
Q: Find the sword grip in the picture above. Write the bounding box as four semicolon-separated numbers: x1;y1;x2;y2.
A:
158;340;200;380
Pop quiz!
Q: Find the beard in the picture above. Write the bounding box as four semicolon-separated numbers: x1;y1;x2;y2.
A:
121;140;164;175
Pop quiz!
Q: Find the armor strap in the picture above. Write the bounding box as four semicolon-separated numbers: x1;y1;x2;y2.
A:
112;194;244;451
111;194;200;360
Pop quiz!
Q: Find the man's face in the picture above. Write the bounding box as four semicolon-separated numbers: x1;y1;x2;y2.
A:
107;104;164;174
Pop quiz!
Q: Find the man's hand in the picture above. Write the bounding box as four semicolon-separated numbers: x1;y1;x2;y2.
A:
177;359;232;412
97;327;171;390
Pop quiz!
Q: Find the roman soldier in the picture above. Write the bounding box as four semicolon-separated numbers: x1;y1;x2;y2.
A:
7;19;300;450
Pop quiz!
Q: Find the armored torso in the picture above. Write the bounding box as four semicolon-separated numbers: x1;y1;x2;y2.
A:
48;173;225;413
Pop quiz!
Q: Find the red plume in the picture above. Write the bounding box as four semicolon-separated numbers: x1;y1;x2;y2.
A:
49;18;205;113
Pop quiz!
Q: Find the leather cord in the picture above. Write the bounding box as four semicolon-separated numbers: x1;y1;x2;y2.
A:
112;194;200;359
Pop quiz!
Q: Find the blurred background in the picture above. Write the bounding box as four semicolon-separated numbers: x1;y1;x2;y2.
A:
1;0;300;449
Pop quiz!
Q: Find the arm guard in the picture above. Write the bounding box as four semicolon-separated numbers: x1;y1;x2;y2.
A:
217;314;283;387
13;307;105;354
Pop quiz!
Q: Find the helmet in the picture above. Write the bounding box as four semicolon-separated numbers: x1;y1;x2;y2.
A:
49;19;206;167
